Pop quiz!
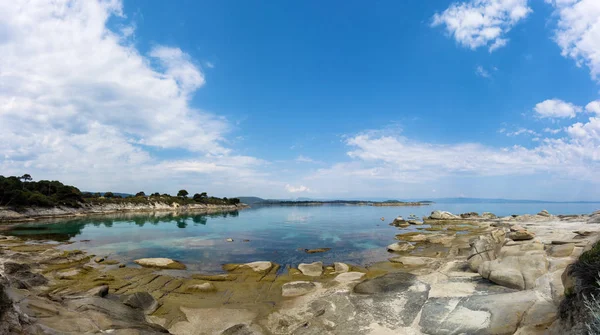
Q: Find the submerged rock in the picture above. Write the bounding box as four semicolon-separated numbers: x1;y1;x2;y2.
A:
281;281;316;297
134;258;186;270
304;248;331;254
298;262;323;277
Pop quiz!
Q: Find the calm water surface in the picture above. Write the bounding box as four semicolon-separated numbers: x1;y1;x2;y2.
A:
4;203;599;273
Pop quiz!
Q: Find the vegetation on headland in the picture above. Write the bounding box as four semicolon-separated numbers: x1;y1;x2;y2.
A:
0;174;241;209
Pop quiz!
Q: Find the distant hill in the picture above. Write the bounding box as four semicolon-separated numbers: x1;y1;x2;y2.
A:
428;197;600;204
237;196;267;205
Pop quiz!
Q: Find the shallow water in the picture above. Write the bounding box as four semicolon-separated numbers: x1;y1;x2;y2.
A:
3;203;599;273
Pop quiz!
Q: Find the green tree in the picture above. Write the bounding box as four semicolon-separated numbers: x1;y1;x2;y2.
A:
135;191;146;197
177;190;188;198
104;192;114;198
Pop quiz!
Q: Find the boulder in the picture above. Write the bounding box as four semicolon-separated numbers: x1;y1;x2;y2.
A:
482;212;497;219
460;212;480;219
537;210;551;217
588;211;600;224
407;220;423;225
134;258;186;270
508;230;535;241
467;229;506;272
333;262;350;273
391;216;407;226
123;292;158;315
281;281;316;297
241;261;273;273
429;211;460;220
187;283;217;293
87;285;109;297
298;262;323;277
386;242;415;253
94;257;105;263
548;244;575;257
479;253;548;290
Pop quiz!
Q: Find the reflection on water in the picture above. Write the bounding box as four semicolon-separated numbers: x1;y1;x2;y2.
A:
3;203;599;273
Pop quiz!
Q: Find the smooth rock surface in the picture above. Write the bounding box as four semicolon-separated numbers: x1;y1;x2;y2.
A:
298;262;323;277
386;242;415;253
133;258;186;270
281;281;316;297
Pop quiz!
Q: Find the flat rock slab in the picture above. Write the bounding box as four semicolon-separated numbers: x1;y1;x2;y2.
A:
134;258;186;270
298;262;323;277
389;256;434;266
281;281;317;297
123;292;159;314
187;282;217;293
334;272;365;284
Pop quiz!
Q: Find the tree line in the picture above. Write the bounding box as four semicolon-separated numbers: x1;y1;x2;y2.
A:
0;174;240;208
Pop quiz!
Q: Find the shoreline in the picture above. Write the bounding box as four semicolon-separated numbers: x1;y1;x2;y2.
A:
1;210;599;334
0;202;248;224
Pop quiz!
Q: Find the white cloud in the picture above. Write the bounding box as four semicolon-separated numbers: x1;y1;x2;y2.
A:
543;127;563;134
534;99;582;118
545;0;600;79
304;100;600;198
476;65;491;78
0;0;274;196
504;128;539;137
285;184;310;193
205;61;215;69
295;155;319;163
585;100;600;114
432;0;532;52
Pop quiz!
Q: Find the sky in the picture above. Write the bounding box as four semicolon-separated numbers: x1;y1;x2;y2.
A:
1;0;600;201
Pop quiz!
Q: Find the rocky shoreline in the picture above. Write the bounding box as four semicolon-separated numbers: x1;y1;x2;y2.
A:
0;202;248;223
0;209;599;334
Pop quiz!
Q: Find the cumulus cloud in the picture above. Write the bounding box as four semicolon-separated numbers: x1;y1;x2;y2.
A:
285;184;310;193
534;99;583;118
545;0;600;79
0;0;270;195
432;0;532;52
304;99;600;198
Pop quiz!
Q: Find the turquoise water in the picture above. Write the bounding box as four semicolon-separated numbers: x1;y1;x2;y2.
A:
4;203;599;273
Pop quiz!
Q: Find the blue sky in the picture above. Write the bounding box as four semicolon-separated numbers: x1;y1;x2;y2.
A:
1;0;600;201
